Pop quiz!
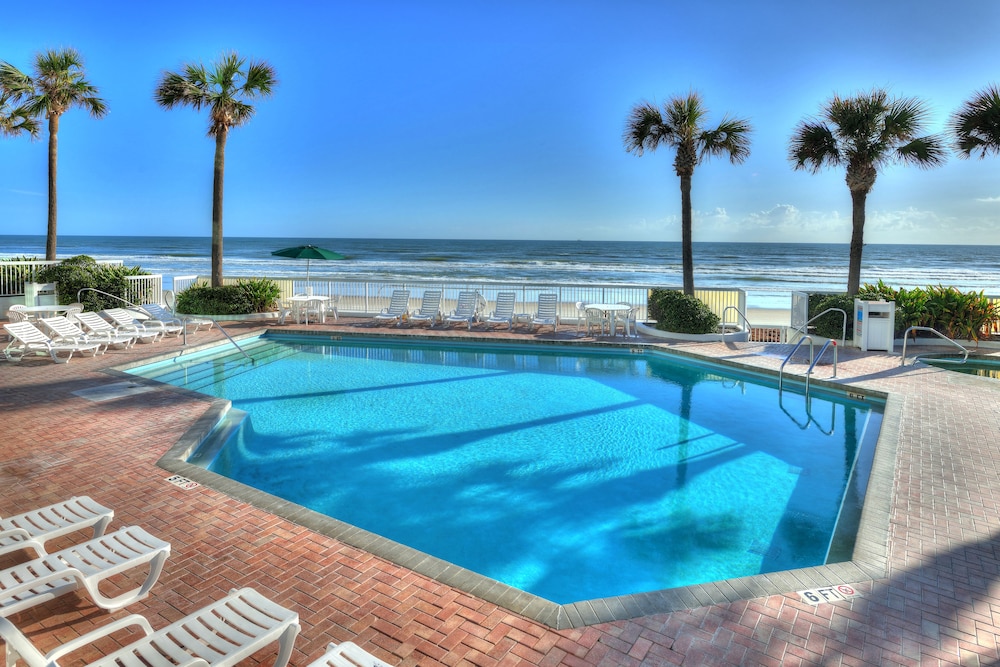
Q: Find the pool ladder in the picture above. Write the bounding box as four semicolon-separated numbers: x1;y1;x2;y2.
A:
778;335;838;398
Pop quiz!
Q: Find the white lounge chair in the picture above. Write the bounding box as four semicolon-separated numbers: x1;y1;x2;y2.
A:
0;525;170;617
38;316;110;355
484;291;516;331
142;302;214;332
3;321;104;363
0;587;299;667
374;289;410;326
443;291;482;330
408;290;442;327
530;293;560;333
103;307;182;338
307;641;394;667
0;496;113;560
75;311;146;346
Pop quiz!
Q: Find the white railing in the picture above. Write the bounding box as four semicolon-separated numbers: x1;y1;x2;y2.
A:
0;260;125;297
173;275;746;323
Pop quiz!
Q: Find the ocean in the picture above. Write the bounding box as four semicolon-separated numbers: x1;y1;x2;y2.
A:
1;235;997;310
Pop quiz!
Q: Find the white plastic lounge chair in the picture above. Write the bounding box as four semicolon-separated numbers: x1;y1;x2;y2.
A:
443;291;482;330
0;496;113;560
484;291;517;331
374;289;410;326
3;321;104;363
530;293;560;333
0;587;299;667
38;317;110;355
75;311;145;346
0;525;170;617
104;307;182;338
307;641;394;667
408;290;442;327
142;302;214;333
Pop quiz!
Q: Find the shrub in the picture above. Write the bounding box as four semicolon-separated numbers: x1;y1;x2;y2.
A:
176;278;280;315
857;280;928;336
922;285;998;341
647;288;720;334
35;255;148;311
807;293;855;340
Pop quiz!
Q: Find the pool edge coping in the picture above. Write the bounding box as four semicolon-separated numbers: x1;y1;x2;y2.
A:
121;331;896;630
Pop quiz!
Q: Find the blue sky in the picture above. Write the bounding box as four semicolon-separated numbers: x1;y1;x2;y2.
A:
3;0;1000;244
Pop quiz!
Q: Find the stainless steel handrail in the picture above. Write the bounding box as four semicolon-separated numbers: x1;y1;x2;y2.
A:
789;307;848;347
778;336;813;392
77;287;142;310
721;305;753;338
900;326;969;367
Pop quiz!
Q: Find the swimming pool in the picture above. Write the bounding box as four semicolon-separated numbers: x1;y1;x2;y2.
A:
924;355;1000;379
130;334;883;617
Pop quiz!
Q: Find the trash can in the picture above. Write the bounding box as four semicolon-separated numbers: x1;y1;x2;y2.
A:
23;282;58;307
853;299;896;352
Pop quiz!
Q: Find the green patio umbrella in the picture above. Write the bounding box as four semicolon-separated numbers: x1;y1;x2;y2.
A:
271;244;346;280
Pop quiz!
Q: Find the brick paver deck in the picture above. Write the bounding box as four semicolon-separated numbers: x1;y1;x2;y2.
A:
3;316;1000;666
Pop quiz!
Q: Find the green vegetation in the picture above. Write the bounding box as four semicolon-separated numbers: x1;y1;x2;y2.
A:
789;89;946;295
811;282;1000;342
623;92;751;296
154;52;277;288
175;278;280;315
35;255;147;311
0;49;108;260
647;288;720;334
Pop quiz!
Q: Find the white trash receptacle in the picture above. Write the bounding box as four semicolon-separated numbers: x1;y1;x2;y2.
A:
853;300;896;352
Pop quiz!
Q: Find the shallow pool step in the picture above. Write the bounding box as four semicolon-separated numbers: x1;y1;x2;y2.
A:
133;341;300;390
187;407;249;468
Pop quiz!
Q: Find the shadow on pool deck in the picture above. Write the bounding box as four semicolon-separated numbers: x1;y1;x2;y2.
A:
4;316;1000;665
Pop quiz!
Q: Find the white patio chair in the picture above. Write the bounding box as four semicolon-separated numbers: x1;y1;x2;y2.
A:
0;496;113;560
585;307;610;336
484;291;516;331
3;321;104;363
408;290;442;327
615;302;637;337
442;291;482;330
374;289;410;326
529;293;560;333
307;641;395;667
0;587;300;667
75;311;144;346
0;525;170;617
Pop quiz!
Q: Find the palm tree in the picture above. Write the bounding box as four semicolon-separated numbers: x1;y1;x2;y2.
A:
154;52;277;288
0;49;107;260
789;89;945;295
623;92;751;295
950;84;1000;159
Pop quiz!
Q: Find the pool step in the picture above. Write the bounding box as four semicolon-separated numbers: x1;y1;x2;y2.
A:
136;341;301;391
187;407;249;468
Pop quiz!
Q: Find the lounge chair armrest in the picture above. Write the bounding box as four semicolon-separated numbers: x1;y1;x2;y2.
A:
44;614;155;664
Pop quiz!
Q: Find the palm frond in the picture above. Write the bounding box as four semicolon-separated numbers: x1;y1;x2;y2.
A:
896;134;948;167
789;121;840;171
949;84;1000;159
699;116;752;164
623;101;669;155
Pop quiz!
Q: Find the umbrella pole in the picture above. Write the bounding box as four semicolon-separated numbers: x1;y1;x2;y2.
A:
306;258;311;282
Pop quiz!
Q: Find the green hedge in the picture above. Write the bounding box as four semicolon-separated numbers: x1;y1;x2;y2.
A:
35;255;149;311
647;288;720;334
811;281;1000;341
175;278;280;315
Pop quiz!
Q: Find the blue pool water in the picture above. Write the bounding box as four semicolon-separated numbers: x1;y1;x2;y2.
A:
130;336;882;604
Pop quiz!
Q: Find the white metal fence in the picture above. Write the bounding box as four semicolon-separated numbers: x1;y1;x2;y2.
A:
172;275;747;324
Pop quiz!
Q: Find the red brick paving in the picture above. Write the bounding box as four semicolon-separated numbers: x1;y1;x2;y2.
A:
3;317;1000;666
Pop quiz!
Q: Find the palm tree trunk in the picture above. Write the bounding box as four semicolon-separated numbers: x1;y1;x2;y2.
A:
211;128;228;288
679;173;694;295
46;114;60;261
848;189;867;296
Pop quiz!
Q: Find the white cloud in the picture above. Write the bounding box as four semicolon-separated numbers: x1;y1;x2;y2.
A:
974;196;1000;203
